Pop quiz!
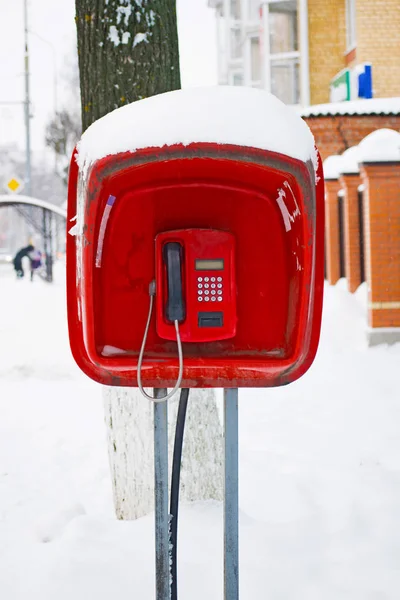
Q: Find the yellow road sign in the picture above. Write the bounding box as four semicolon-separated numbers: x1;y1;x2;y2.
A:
6;178;23;193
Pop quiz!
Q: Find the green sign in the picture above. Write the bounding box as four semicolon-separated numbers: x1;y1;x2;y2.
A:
330;69;351;102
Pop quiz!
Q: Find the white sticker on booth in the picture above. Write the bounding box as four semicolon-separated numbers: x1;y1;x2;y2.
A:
275;185;301;233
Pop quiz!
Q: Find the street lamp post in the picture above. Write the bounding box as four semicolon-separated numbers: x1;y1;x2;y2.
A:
23;0;32;197
22;0;59;195
28;31;58;120
28;30;59;172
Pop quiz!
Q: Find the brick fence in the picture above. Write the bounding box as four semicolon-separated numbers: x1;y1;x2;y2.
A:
304;114;400;161
360;162;400;330
323;129;400;344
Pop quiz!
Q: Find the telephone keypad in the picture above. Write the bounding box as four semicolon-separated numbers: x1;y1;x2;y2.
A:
197;274;223;302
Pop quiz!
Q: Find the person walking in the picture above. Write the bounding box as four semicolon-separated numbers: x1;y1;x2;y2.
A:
12;245;34;279
28;248;43;281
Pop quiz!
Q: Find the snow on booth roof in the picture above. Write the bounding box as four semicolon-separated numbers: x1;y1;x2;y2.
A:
358;128;400;163
300;96;400;118
76;86;318;178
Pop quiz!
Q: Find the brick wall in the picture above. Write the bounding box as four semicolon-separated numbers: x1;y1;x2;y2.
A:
325;163;400;330
307;0;346;105
339;174;361;292
304;114;400;162
307;0;400;105
324;179;342;285
357;0;400;98
359;163;400;328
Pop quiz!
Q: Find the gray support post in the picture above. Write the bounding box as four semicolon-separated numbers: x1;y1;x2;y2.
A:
224;388;239;600
153;390;170;600
47;211;53;282
23;0;32;198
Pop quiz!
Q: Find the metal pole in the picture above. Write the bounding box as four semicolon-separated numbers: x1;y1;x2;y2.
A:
224;388;239;600
298;0;310;106
47;211;53;282
28;30;58;172
223;0;230;84
154;390;170;600
261;2;271;92
42;206;47;266
23;0;32;197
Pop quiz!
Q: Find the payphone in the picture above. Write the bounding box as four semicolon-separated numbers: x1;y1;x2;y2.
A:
67;86;324;390
67;85;325;600
155;228;237;342
67;138;324;390
137;228;237;401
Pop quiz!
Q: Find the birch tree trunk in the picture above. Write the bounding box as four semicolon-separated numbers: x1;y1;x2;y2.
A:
74;0;224;519
104;388;223;520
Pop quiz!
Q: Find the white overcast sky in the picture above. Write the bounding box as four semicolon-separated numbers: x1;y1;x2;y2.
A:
0;0;217;155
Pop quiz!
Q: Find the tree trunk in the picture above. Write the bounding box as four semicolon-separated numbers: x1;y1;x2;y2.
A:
104;388;223;520
75;0;181;132
74;0;224;519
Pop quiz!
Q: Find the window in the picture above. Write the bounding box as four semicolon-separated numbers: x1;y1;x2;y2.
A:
268;1;300;104
249;0;261;20
269;9;298;54
230;27;243;59
346;0;356;49
251;37;261;84
223;0;301;104
271;59;300;105
231;71;244;86
231;0;241;20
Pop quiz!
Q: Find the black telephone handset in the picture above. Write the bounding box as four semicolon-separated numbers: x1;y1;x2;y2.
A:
163;242;185;323
137;241;185;402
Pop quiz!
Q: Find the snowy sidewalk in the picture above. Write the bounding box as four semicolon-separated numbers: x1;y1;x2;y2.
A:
1;265;400;599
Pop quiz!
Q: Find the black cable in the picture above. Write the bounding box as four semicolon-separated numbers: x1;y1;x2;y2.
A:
170;387;190;600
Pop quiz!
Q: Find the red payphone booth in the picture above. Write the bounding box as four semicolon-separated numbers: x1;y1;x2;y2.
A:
67;87;324;391
67;86;324;600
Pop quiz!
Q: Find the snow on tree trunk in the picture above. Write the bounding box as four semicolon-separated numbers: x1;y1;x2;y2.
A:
75;1;224;519
104;388;223;520
75;0;181;132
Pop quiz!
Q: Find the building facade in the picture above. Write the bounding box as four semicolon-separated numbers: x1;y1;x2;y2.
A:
208;0;400;106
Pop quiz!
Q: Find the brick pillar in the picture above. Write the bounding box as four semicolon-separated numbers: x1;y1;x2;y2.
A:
359;163;400;329
339;174;362;293
324;179;342;285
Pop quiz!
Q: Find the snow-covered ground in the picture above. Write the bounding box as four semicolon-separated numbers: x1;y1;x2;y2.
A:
1;261;400;599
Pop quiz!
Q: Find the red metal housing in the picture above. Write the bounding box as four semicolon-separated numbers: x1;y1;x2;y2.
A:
67;142;324;388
